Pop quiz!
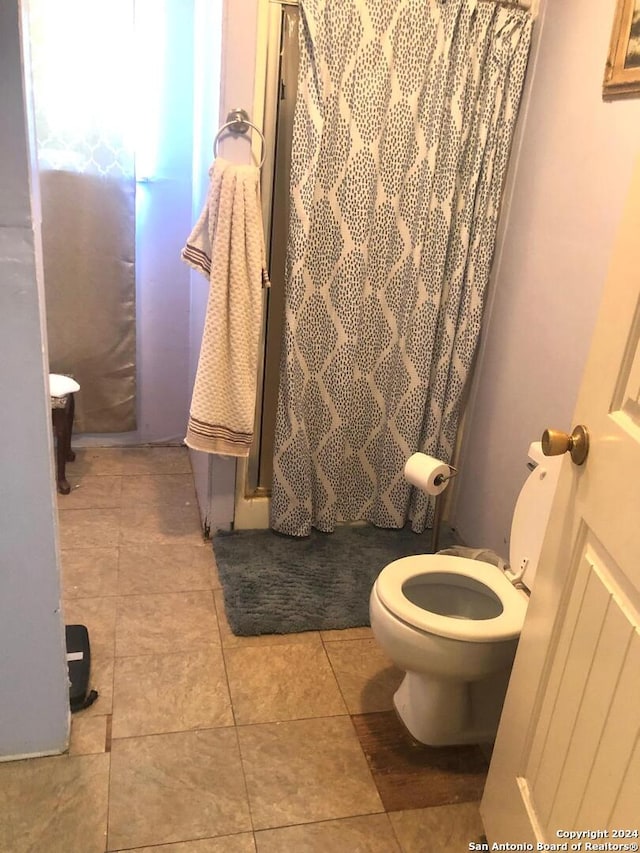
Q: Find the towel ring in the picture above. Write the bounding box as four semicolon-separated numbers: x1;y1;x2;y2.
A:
213;108;267;168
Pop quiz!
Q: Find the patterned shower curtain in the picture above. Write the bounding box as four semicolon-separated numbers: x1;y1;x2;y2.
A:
271;0;532;537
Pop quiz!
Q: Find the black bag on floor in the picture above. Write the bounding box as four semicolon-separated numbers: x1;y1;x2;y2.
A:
65;624;99;712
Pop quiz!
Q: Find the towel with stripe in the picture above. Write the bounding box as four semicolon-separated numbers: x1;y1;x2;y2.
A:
181;157;269;456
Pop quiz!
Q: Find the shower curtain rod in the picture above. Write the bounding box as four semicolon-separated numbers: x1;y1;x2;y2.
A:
269;0;533;8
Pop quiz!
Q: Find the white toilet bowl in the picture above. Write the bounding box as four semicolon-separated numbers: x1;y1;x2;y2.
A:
369;442;563;746
370;555;526;745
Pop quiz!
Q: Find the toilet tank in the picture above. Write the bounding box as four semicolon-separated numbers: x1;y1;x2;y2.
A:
509;442;564;591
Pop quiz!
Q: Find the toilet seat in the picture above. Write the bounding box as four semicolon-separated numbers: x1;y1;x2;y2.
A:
375;555;527;643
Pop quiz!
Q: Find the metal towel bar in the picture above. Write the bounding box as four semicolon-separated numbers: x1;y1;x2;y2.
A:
213;108;267;168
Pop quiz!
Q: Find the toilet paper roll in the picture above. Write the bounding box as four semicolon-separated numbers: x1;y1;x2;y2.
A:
404;453;451;496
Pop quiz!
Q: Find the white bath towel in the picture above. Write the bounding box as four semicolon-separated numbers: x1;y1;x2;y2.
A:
181;158;269;456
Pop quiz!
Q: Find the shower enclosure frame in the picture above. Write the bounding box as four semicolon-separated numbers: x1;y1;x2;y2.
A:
233;0;299;528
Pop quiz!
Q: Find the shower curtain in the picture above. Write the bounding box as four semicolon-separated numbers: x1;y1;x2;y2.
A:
271;0;532;537
29;1;136;433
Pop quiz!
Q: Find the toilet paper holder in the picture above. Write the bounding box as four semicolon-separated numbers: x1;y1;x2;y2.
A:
433;464;458;487
431;463;458;554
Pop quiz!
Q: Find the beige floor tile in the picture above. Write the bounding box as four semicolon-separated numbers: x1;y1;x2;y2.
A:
107;729;251;850
72;447;128;476
209;558;222;590
120;473;197;506
255;814;401;852
117;836;256;853
214;590;322;649
116;591;220;656
0;752;110;853
120;505;203;546
63;596;117;660
61;547;119;599
112;647;233;737
225;643;346;724
321;626;374;641
73;447;189;477
118;543;213;595
3;446;490;852
238;716;382;830
118;446;192;475
57;475;123;509
388;802;485;853
83;657;114;717
69;714;108;755
351;711;488;811
58;507;121;549
324;639;403;714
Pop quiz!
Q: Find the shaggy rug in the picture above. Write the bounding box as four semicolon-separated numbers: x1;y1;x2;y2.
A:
212;524;456;636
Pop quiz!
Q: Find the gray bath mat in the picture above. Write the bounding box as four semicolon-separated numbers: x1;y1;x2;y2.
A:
213;524;455;636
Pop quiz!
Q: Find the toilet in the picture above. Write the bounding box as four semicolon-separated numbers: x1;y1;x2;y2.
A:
369;442;563;746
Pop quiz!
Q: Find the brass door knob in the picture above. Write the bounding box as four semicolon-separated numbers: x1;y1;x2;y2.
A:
541;425;589;466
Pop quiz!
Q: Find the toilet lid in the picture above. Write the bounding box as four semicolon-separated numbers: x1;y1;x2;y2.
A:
375;555;527;642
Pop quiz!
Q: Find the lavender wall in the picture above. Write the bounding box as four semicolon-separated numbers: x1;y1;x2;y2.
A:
451;0;640;558
134;1;195;442
0;0;69;759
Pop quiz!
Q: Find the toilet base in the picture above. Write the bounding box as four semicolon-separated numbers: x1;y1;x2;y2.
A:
393;667;510;747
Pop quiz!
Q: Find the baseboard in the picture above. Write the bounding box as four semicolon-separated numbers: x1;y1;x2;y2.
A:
234;493;270;529
0;745;67;763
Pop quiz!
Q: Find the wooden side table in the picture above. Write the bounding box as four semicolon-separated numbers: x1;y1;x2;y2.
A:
51;392;76;494
49;374;80;495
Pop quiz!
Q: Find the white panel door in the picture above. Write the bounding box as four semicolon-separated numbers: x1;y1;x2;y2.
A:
481;158;640;841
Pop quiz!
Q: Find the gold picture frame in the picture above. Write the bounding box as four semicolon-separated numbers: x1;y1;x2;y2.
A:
604;0;640;98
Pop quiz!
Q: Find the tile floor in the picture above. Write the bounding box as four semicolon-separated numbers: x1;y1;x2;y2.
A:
0;447;487;853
